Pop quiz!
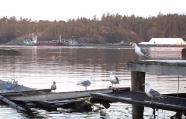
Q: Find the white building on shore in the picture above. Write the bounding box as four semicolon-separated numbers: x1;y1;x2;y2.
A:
139;38;186;45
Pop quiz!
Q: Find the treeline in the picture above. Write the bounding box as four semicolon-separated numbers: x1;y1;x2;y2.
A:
0;13;186;44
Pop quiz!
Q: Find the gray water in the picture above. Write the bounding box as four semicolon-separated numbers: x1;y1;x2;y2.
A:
0;45;185;119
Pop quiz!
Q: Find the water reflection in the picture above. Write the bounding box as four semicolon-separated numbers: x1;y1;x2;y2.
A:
0;49;21;56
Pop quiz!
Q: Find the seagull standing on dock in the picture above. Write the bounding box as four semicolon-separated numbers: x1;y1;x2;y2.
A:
51;81;57;91
145;83;161;101
131;43;149;59
78;80;91;91
109;72;119;87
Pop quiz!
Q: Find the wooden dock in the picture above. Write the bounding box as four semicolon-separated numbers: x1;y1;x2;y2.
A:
9;88;115;101
0;89;52;97
0;79;130;113
0;87;129;112
128;60;186;76
128;60;186;118
91;91;186;112
88;60;186;119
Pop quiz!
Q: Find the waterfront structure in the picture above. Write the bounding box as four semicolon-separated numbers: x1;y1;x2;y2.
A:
139;38;186;45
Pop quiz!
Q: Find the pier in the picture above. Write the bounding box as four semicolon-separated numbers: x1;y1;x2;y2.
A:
91;91;186;112
129;60;186;119
91;60;186;119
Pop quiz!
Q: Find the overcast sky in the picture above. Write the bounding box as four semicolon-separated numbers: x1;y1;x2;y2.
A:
0;0;185;21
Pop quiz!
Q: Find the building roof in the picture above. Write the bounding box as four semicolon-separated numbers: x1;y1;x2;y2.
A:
139;38;185;45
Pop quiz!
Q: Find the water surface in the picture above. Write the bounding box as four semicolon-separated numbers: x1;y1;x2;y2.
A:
0;46;185;119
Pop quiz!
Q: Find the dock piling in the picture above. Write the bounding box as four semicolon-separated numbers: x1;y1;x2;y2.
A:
131;71;145;119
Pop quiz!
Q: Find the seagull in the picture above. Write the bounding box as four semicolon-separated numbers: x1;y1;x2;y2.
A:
145;83;162;118
109;72;119;87
51;81;57;91
145;82;161;101
11;79;18;89
78;80;91;91
131;43;149;58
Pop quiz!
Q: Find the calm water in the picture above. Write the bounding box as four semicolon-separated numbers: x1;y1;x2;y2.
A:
0;45;185;119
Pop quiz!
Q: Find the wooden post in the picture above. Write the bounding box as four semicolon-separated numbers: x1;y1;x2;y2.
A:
131;71;145;119
0;95;28;112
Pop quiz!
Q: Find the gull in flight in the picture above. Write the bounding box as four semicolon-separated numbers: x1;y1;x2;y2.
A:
131;43;149;59
109;72;119;87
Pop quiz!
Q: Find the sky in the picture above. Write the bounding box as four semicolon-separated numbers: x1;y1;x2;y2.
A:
0;0;185;21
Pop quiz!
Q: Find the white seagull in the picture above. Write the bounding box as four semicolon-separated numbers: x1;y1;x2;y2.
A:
109;72;119;87
145;83;161;101
131;43;149;58
78;80;91;90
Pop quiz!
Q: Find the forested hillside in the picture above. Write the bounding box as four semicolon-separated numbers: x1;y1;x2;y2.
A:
0;13;186;44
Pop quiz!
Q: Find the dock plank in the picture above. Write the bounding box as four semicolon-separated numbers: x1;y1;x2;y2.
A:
10;89;114;101
128;60;186;76
0;89;51;97
91;91;186;112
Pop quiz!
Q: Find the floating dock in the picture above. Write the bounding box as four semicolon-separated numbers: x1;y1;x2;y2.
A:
0;84;130;113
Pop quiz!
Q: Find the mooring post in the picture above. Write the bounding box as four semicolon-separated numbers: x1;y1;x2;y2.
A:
131;71;145;119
